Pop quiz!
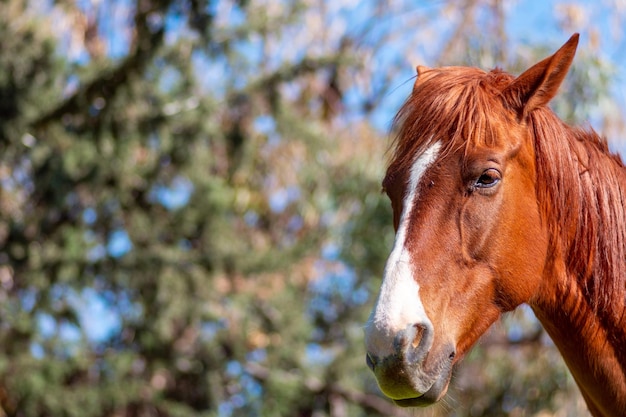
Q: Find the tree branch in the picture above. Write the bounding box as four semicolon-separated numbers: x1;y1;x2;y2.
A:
31;0;169;129
437;0;480;65
246;55;349;94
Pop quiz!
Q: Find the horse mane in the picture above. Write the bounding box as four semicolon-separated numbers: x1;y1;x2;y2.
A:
530;109;626;318
388;66;626;321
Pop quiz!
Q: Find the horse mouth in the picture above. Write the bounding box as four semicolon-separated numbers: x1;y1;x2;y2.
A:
393;396;436;407
366;321;457;407
391;366;453;407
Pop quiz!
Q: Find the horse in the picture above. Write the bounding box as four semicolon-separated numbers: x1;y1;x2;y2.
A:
364;33;626;417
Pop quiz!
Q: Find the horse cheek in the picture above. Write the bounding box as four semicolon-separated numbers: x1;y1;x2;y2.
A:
495;189;548;308
459;193;503;262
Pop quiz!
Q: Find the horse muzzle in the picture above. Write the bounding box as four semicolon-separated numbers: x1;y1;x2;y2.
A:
365;321;455;406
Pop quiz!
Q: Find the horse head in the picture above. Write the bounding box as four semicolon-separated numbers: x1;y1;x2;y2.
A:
364;34;580;406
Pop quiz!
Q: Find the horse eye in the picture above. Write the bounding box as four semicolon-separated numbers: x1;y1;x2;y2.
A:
474;169;501;189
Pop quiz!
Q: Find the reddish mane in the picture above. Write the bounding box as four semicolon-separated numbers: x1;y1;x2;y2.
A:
386;67;515;186
530;109;626;379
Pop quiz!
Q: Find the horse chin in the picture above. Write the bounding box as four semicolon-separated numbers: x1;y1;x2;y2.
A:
392;370;452;407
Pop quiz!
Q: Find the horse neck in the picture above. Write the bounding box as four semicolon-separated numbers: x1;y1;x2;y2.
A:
529;115;626;416
531;271;626;417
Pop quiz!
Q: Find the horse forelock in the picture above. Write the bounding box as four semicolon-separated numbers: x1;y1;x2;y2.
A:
386;67;514;183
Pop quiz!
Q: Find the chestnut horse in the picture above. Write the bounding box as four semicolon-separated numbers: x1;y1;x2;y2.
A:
364;34;626;416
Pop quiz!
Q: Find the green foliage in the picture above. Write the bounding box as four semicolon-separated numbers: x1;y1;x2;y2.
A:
0;0;621;416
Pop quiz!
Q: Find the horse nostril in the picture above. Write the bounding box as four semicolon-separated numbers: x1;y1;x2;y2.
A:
401;321;434;364
411;323;426;349
449;350;456;360
366;353;377;371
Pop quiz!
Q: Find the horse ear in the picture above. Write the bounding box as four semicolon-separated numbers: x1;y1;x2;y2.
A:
503;33;579;118
416;65;431;76
414;65;432;90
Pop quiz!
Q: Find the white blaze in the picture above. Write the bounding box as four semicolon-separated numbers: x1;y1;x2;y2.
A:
365;141;442;357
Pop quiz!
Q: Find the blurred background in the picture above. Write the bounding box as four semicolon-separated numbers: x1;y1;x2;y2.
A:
1;0;625;416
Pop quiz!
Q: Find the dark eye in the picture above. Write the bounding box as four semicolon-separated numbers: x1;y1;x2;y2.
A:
474;169;501;189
